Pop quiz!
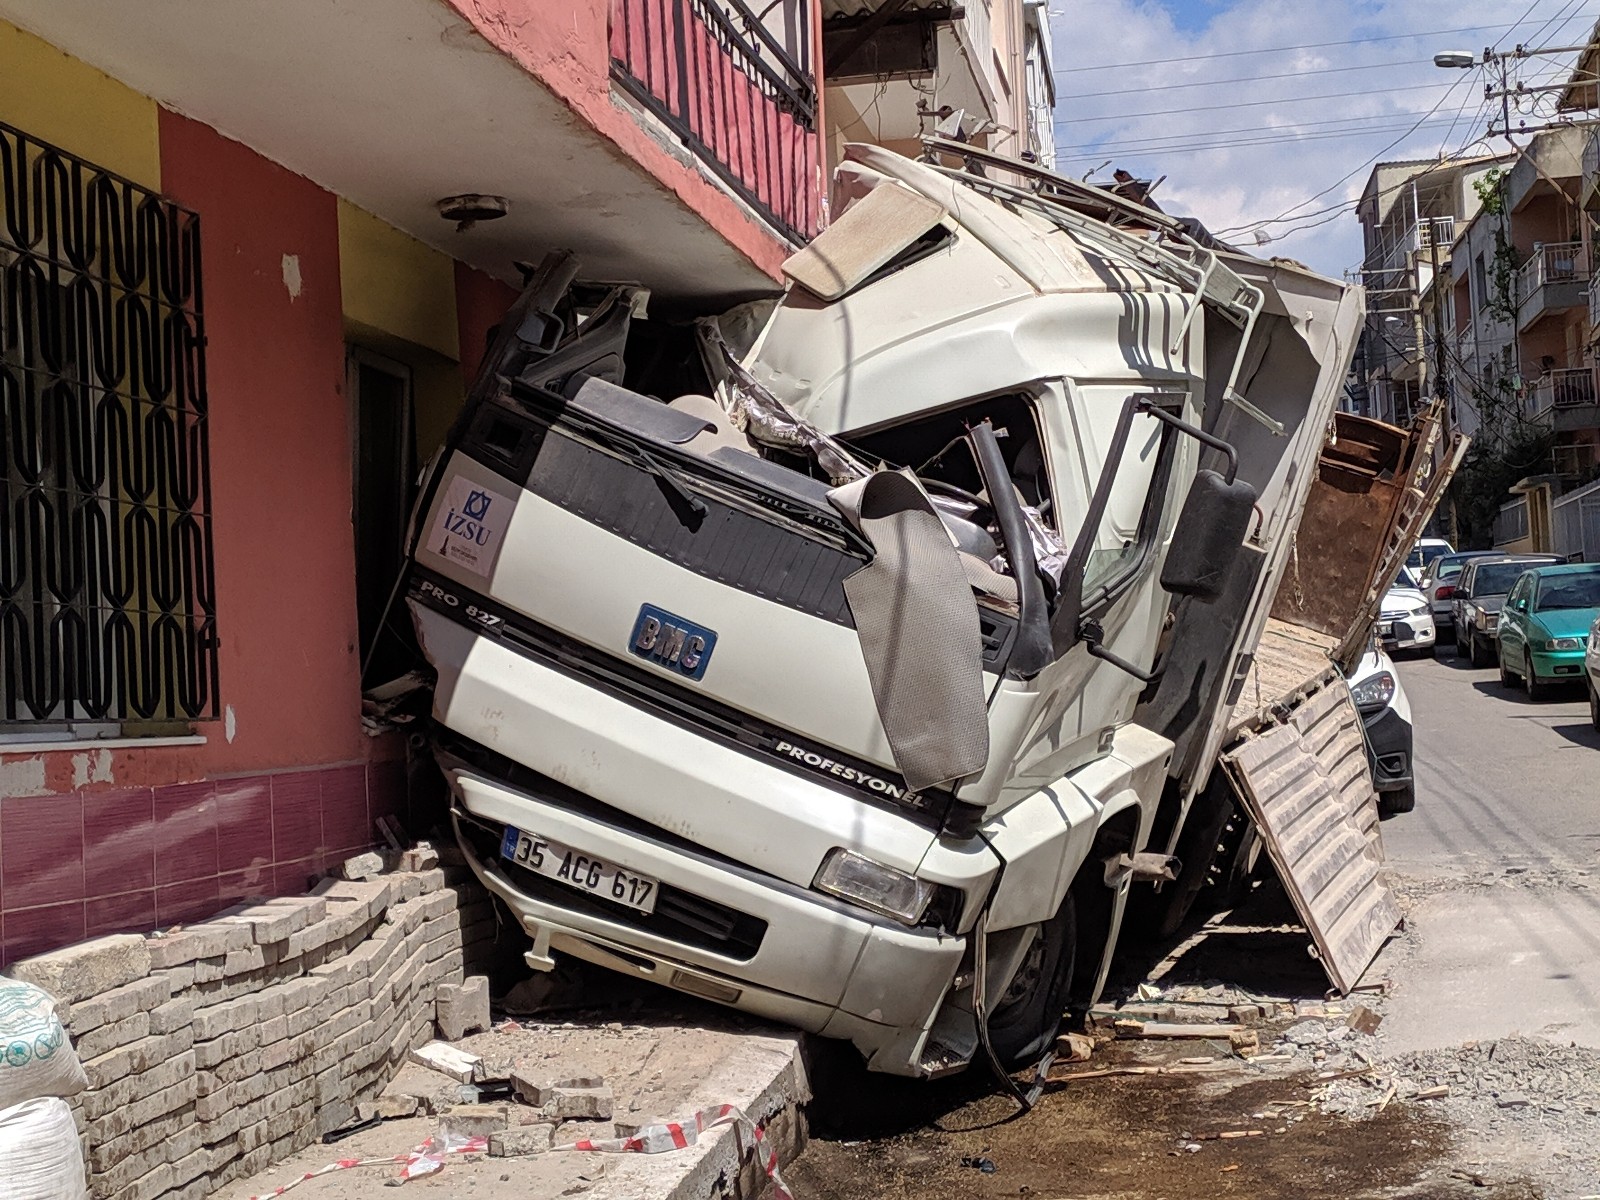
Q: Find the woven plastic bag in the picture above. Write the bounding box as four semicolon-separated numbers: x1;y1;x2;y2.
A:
0;1097;88;1200
0;980;87;1108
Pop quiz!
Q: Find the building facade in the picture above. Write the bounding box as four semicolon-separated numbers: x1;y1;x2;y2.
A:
0;0;825;964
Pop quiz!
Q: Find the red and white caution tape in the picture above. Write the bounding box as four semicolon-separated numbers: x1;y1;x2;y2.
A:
551;1103;794;1200
244;1134;489;1198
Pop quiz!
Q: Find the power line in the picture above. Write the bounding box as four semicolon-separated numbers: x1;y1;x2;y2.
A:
1058;118;1465;163
1052;80;1450;125
1055;108;1449;154
1058;56;1436;101
1050;22;1566;75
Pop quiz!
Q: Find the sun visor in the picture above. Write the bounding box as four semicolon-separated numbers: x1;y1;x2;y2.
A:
782;182;947;301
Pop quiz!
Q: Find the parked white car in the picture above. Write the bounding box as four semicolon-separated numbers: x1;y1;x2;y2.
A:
1377;566;1435;655
1587;613;1600;730
1347;644;1415;814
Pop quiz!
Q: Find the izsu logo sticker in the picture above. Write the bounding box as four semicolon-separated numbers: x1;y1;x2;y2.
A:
629;604;717;681
427;476;516;577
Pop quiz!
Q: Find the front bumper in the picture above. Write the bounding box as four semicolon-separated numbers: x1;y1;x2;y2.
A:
446;762;967;1076
1529;646;1588;683
1360;705;1413;792
1380;614;1435;651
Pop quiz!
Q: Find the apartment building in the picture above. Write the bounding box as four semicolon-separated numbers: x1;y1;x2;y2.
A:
820;0;1055;167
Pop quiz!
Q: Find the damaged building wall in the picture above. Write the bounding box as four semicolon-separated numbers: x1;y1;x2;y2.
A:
7;862;498;1200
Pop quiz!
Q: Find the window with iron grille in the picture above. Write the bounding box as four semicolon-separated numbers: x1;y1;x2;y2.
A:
0;120;218;734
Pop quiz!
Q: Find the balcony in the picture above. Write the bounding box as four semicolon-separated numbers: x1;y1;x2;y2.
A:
1517;241;1588;332
611;0;820;243
1412;217;1455;252
1554;441;1600;478
1527;366;1600;433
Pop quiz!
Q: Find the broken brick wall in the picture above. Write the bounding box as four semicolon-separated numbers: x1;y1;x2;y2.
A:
10;863;501;1200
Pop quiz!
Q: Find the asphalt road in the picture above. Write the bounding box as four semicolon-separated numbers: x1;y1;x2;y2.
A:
1377;644;1600;1052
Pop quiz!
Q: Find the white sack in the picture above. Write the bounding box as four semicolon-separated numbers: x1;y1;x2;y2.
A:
0;980;87;1108
0;1096;88;1200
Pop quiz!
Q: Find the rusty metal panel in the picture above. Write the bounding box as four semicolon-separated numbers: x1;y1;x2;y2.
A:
1222;682;1398;993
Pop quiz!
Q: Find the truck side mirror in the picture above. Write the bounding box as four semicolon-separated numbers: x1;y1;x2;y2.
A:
1160;469;1258;601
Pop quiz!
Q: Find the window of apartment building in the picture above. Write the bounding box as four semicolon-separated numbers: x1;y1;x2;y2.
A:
1473;253;1489;311
0;120;218;739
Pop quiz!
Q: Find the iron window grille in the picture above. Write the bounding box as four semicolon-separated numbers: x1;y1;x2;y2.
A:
0;120;218;732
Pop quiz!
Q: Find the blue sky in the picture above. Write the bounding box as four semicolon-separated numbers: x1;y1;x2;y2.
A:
1045;0;1592;274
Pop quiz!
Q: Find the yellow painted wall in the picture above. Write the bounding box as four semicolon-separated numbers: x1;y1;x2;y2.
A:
337;199;459;361
0;19;160;187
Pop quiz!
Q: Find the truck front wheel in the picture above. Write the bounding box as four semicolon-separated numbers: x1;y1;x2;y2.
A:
985;893;1078;1068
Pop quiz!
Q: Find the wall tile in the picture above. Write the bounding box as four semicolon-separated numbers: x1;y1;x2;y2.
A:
321;764;369;854
217;868;272;908
86;890;157;939
82;787;155;898
4;902;85;965
271;773;324;864
215;776;274;873
2;794;84;910
156;877;221;928
155;781;219;885
273;858;321;897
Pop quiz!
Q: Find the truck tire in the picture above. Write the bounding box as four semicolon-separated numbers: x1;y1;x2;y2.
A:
986;893;1077;1069
1379;784;1415;815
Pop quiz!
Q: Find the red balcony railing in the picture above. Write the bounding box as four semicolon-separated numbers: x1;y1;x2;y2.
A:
610;0;820;244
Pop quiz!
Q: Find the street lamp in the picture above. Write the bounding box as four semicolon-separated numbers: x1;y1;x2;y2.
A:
1433;50;1478;69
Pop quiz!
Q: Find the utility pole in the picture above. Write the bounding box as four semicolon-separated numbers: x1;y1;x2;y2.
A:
1436;40;1597;139
1428;226;1450;438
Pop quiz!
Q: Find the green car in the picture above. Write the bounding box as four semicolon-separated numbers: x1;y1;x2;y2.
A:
1496;563;1600;700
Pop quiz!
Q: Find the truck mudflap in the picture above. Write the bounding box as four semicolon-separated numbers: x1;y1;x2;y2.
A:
1220;680;1398;995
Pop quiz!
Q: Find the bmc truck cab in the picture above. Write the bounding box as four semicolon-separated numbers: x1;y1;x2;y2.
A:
405;143;1363;1076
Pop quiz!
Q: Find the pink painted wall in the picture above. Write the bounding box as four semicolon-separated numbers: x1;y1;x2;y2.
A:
159;109;367;778
445;0;804;278
455;262;519;389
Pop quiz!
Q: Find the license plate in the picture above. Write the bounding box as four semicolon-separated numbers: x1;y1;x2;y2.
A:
499;826;659;914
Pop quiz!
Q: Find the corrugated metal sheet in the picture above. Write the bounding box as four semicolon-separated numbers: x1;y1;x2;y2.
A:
1222;682;1397;993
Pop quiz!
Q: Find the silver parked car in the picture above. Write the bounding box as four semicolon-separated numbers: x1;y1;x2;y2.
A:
1419;550;1501;644
1451;554;1562;666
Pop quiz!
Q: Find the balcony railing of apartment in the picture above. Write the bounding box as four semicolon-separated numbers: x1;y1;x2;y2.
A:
1589;270;1600;333
1413;217;1455;251
1528;366;1598;418
1518;241;1586;300
1586;129;1600;181
1553;441;1600;480
610;0;819;243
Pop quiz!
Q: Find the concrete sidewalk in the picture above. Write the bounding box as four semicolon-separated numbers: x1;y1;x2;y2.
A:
222;1013;809;1200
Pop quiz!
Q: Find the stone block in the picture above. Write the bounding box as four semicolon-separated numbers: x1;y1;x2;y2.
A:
89;1072;198;1141
258;1013;289;1047
214;902;298;946
338;851;385;881
222;946;267;976
435;976;489;1041
83;1048;196;1123
10;934;150;1004
548;1086;613;1121
357;1094;419;1120
77;1011;151;1060
145;923;252;969
438;1104;510;1138
84;1028;195;1092
66;975;171;1037
488;1124;554;1157
193;995;256;1041
148;997;194;1037
268;894;328;929
414;868;448;894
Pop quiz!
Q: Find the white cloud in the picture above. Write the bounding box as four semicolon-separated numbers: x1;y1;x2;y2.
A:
1046;0;1592;275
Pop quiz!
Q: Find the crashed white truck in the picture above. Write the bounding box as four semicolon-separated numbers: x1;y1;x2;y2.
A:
400;142;1409;1079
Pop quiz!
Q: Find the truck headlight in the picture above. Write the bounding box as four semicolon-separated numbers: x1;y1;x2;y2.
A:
1350;671;1396;713
813;849;936;925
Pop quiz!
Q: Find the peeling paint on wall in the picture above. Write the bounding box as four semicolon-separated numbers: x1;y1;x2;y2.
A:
70;749;114;789
282;253;303;300
0;758;50;798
